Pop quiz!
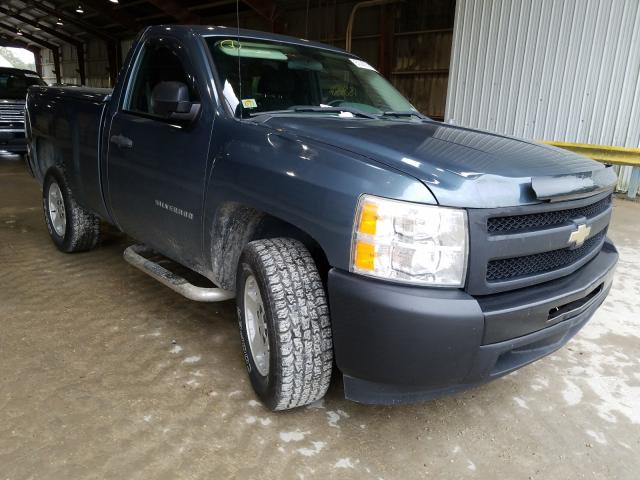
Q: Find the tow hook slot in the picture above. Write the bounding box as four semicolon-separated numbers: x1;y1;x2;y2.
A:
547;283;603;322
123;244;235;302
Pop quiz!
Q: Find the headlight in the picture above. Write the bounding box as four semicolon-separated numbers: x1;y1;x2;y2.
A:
350;195;468;287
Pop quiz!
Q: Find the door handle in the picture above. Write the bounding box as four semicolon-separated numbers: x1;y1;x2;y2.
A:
110;134;133;149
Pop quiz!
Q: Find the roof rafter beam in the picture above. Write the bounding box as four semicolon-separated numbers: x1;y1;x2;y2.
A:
0;6;81;47
0;21;58;50
28;1;117;41
0;6;85;84
114;0;149;9
79;0;141;33
0;32;38;51
134;0;236;22
144;0;203;24
242;0;277;22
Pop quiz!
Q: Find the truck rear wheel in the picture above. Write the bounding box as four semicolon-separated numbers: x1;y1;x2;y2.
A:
236;238;333;410
43;169;100;253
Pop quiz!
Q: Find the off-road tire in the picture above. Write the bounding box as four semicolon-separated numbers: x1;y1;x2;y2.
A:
43;169;100;253
236;238;333;410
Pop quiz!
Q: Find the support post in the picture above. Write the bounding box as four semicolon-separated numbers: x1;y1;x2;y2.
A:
33;47;42;75
76;44;86;85
627;167;640;200
378;3;394;77
51;46;61;84
107;41;118;87
346;0;400;52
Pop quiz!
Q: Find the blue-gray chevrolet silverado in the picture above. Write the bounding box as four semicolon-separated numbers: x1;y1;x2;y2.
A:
25;26;618;410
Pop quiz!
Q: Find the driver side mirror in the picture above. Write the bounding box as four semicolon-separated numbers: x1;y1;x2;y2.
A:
150;81;201;122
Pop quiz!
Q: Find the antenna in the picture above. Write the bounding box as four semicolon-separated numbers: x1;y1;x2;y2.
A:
236;0;242;117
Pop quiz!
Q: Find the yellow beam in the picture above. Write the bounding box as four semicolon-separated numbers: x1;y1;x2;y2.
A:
541;140;640;167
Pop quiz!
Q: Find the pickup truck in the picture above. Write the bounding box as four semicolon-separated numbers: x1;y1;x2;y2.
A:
1;67;45;155
25;26;618;410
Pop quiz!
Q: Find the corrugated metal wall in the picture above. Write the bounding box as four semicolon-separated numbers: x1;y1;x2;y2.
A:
445;0;640;191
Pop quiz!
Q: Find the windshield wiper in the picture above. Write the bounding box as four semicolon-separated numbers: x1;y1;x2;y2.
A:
250;106;378;119
292;106;378;119
380;110;429;120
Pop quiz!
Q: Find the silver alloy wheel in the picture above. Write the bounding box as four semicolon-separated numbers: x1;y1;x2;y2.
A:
243;274;270;376
48;181;66;237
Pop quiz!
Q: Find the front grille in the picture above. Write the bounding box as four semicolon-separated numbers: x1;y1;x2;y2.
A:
488;195;612;234
486;229;606;282
0;104;25;123
467;192;613;295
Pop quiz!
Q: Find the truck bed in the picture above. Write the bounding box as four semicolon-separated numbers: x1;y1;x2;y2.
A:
26;85;113;220
31;85;112;103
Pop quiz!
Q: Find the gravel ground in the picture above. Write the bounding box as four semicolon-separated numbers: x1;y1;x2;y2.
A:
1;157;638;479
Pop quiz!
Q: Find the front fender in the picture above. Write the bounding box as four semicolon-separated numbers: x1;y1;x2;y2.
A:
202;119;436;285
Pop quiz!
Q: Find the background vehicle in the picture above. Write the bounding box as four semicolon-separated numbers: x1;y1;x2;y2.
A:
25;26;618;410
0;67;45;155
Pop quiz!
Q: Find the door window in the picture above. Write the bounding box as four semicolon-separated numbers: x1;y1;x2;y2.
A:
125;40;199;117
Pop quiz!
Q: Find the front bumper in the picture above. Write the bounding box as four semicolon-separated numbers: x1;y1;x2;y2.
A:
328;240;618;405
0;129;27;153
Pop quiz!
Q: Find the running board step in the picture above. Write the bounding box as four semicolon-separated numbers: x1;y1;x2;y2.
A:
123;244;234;302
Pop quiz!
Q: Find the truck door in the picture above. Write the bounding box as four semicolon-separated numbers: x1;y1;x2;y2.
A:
106;36;213;269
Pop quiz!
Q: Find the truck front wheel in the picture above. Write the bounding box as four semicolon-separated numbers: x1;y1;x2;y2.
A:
236;238;333;410
42;170;100;253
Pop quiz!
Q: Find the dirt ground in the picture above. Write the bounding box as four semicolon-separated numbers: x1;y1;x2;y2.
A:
1;157;638;480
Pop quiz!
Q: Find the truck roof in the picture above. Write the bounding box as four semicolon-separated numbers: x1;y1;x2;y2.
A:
146;25;352;56
0;67;41;76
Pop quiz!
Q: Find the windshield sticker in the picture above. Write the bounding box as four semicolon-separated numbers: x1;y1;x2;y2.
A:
349;58;376;71
242;99;258;109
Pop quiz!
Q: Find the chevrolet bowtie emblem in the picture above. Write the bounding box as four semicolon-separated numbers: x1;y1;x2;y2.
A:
568;223;591;248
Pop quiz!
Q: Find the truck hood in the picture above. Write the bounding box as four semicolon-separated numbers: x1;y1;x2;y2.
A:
260;116;614;208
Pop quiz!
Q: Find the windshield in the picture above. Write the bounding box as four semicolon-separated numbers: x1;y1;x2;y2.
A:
0;71;45;100
205;37;417;117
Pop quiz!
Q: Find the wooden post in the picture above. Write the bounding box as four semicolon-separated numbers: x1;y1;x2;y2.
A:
107;41;119;87
378;4;394;77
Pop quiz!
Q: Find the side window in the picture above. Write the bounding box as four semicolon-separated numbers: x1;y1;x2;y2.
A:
125;41;199;116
